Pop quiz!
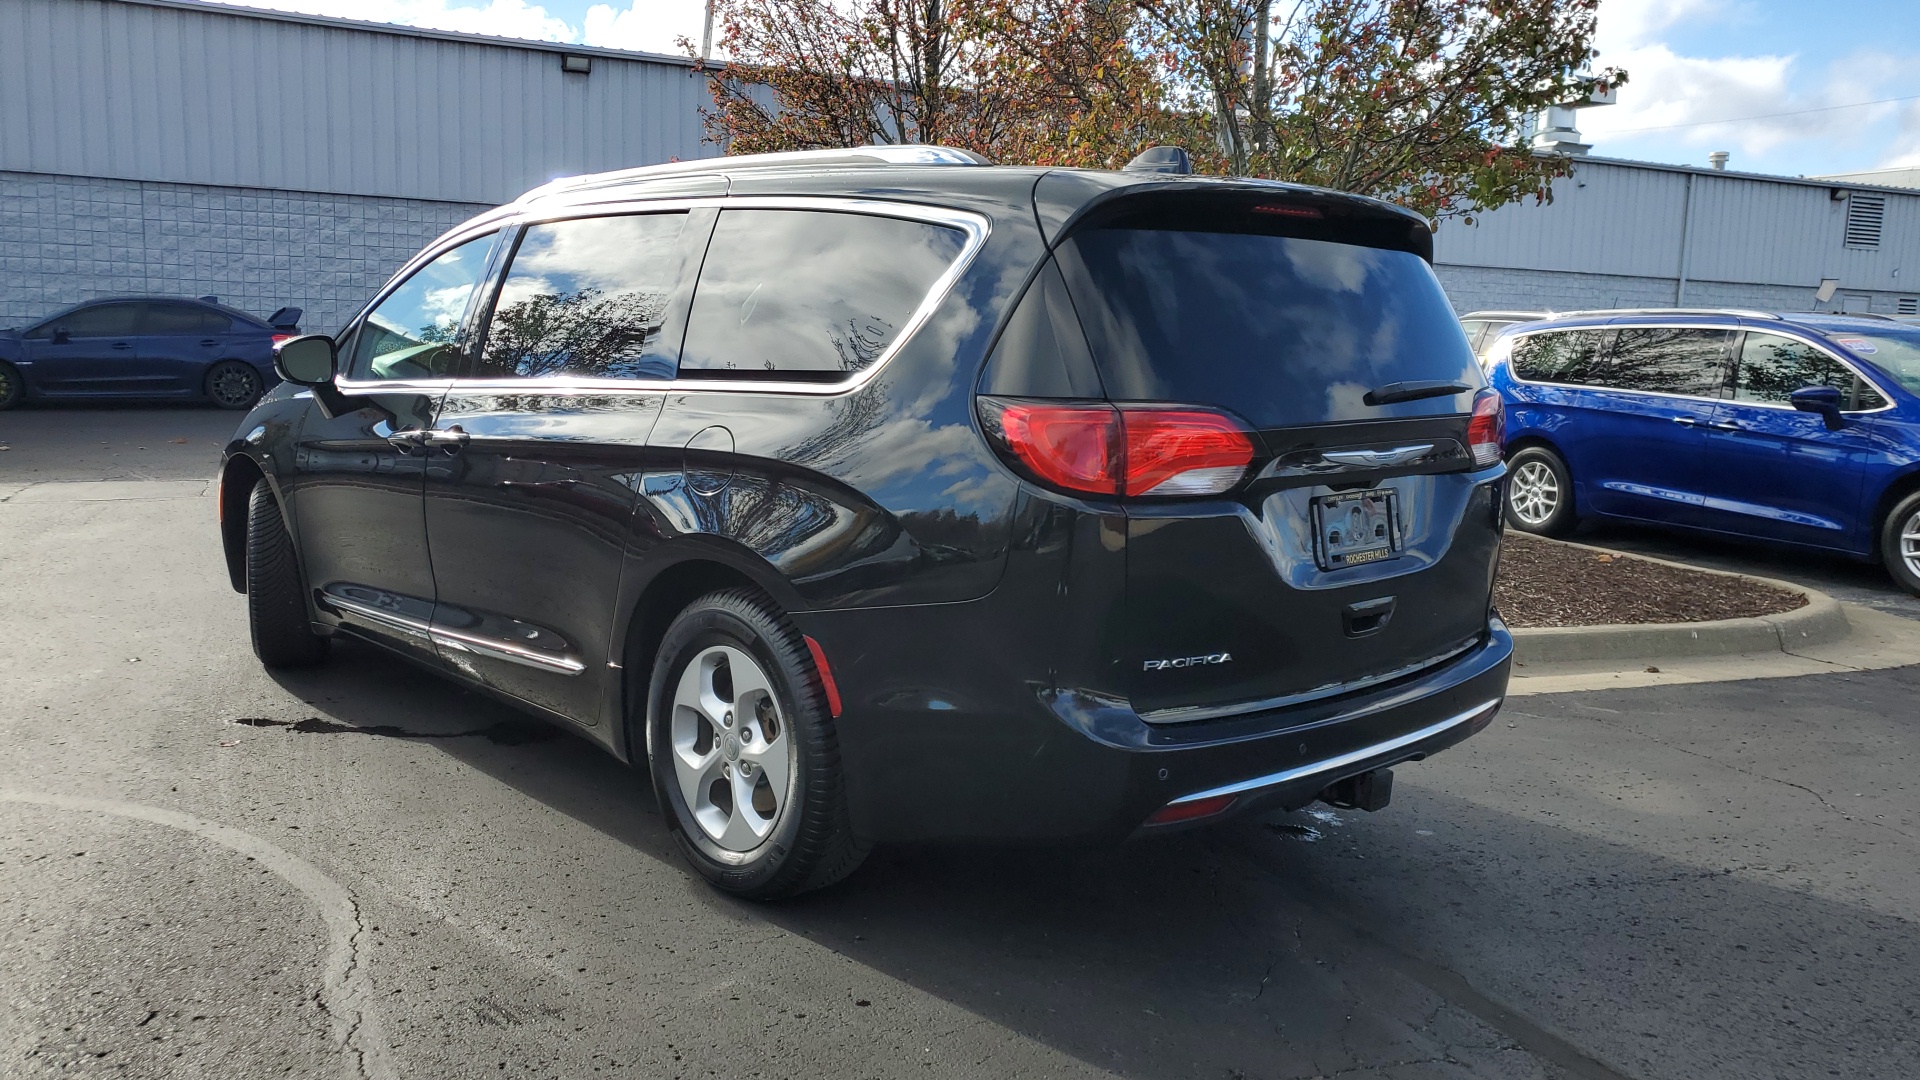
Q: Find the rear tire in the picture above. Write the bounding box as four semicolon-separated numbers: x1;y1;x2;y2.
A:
646;588;866;898
246;480;329;668
0;361;22;410
1504;446;1578;537
207;360;263;410
1880;490;1920;597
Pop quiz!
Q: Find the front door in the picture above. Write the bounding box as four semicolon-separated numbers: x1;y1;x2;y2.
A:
1694;330;1880;550
289;231;500;661
1575;325;1734;530
138;302;233;394
421;210;704;724
24;302;149;397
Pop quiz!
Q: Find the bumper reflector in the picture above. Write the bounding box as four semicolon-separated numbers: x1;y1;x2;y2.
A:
1144;793;1236;826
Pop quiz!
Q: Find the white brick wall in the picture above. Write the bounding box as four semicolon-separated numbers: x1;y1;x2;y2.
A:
1;170;491;334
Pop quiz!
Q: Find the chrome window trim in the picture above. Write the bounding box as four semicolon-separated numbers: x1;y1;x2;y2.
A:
337;196;991;399
1165;698;1503;806
1501;323;1897;416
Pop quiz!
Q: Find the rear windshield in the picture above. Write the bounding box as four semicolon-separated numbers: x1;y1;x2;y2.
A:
1061;229;1479;428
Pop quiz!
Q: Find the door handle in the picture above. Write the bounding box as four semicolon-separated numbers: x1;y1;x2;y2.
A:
199;339;220;347
1671;416;1701;427
422;426;469;453
111;341;133;350
385;429;429;453
1705;421;1744;433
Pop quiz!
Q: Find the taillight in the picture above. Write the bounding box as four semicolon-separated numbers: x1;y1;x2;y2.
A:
271;334;293;348
1468;390;1504;468
979;398;1255;498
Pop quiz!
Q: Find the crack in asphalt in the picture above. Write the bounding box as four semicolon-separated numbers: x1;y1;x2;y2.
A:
0;790;397;1080
229;716;558;745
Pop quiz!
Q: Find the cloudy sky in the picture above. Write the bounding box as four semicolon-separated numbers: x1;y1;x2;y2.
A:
222;0;1920;178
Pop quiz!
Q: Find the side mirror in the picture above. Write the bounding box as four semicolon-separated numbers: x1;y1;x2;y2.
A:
1789;385;1847;430
274;334;337;386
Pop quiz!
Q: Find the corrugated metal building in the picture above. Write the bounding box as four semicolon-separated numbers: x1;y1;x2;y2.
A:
7;0;1919;333
0;0;717;331
1434;157;1920;316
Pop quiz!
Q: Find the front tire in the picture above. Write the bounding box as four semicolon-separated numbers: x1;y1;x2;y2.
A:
246;480;329;668
0;361;22;410
646;589;866;898
1504;446;1578;537
1881;490;1920;597
207;360;263;410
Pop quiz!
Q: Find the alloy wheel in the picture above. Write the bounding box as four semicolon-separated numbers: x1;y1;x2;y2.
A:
1509;460;1560;526
669;645;792;852
210;364;260;408
1902;508;1920;580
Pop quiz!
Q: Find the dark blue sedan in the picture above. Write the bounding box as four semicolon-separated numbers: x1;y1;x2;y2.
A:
1485;309;1920;595
0;297;299;411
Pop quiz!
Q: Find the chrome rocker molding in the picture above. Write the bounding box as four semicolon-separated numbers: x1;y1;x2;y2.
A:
326;594;586;675
1162;698;1504;808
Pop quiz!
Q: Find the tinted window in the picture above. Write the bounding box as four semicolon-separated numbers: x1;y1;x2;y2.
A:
474;213;688;380
679;209;967;378
1602;327;1731;397
345;232;497;381
1827;330;1920;397
1735;333;1886;410
1061;229;1479;427
144;303;231;335
51;303;143;338
1509;330;1613;385
1459;321;1490;352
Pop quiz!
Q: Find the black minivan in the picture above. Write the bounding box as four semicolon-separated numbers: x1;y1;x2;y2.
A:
223;146;1512;897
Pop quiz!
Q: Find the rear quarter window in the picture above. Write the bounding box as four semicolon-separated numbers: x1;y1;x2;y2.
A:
1058;229;1479;428
1509;329;1613;385
678;209;967;380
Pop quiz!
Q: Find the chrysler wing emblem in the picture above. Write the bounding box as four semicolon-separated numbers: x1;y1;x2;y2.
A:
1320;444;1434;469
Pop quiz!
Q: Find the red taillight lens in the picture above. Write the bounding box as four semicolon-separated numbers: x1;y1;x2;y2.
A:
1467;390;1504;468
1144;794;1237;826
1123;409;1256;496
985;400;1123;494
271;334;293;348
979;398;1254;498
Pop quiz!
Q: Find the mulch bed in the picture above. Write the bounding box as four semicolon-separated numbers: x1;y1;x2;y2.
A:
1494;534;1807;628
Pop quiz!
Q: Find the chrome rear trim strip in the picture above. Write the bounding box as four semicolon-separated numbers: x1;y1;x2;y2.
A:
1166;698;1502;806
429;627;587;675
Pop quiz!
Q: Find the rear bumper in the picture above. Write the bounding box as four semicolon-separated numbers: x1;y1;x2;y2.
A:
803;604;1512;843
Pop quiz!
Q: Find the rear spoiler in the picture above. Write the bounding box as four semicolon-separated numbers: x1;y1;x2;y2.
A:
267;306;303;333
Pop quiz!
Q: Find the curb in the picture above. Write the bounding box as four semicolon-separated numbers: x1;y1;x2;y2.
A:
1508;540;1852;665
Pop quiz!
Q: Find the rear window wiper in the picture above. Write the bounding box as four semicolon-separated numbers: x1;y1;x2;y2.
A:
1363;380;1471;406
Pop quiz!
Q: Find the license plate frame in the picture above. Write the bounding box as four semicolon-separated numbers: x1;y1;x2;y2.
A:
1311;488;1402;570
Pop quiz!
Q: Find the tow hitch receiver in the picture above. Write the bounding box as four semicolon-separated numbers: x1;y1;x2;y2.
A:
1319;768;1393;812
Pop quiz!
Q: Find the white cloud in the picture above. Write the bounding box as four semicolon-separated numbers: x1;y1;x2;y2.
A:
1582;0;1920;172
582;0;713;58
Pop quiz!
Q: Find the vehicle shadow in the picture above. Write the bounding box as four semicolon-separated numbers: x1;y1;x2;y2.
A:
269;639;1920;1080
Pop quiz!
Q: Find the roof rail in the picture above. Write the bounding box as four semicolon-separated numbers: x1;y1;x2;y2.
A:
1783;310;1895;321
517;144;991;203
1554;307;1783;320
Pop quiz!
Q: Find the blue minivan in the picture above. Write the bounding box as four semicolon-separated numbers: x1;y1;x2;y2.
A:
1485;309;1920;595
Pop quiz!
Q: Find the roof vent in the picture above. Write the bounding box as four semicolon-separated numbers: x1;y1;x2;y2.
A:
1846;193;1886;248
1124;146;1193;175
1708;151;1729;171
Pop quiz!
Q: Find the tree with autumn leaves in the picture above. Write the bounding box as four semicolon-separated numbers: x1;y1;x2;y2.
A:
698;0;1623;219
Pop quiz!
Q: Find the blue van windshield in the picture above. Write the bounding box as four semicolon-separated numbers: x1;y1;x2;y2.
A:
1825;330;1920;395
1061;229;1481;429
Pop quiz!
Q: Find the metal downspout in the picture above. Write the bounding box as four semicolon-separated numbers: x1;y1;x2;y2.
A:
1675;171;1698;305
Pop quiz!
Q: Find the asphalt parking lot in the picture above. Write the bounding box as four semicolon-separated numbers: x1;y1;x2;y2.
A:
2;408;1916;1080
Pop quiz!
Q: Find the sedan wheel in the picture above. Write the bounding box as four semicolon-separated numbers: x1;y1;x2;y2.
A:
207;361;263;410
0;361;22;410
